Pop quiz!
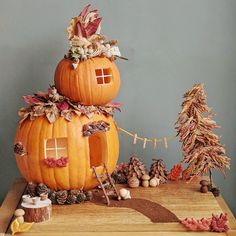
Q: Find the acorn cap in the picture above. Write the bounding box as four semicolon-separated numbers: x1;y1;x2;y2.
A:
14;209;25;217
200;180;209;186
142;174;150;181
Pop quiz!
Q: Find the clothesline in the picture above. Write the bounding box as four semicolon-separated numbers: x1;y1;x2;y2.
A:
117;126;176;149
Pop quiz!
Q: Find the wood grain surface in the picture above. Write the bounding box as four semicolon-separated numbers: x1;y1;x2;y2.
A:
0;178;235;236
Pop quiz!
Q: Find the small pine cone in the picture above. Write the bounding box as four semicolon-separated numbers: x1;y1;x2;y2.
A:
49;191;57;204
211;187;220;197
77;192;86;203
85;191;93;201
27;182;37;197
69;189;81;197
37;183;49;195
56;190;68;205
66;194;77;204
14;142;26;156
112;173;127;184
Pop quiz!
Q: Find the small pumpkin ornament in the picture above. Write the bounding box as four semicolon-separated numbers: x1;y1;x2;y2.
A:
15;114;119;190
54;57;120;105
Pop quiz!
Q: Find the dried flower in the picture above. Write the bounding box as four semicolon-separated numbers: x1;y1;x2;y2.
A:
168;163;182;181
44;157;68;168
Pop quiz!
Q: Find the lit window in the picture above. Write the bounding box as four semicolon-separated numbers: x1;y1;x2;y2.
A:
95;68;112;84
44;138;68;159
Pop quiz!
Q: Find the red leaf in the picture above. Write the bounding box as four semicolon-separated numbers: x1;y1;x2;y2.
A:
169;163;183;181
79;4;91;17
181;217;211;231
107;102;122;109
84;17;102;37
23;95;42;105
211;213;229;232
57;101;69;111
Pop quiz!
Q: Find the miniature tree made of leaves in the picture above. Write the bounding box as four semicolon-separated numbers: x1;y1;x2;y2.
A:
175;84;230;184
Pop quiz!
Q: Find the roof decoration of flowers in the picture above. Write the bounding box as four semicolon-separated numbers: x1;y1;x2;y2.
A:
18;86;121;125
65;4;126;65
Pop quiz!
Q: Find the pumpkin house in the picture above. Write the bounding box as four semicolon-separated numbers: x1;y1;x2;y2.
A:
14;4;123;191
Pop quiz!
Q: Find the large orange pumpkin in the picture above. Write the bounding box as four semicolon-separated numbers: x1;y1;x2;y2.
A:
14;114;119;190
54;57;120;105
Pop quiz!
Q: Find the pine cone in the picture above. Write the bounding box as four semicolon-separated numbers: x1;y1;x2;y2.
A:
85;191;93;201
112;173;127;184
66;194;77;204
36;183;49;195
211;187;220;197
27;182;37;197
49;190;57;204
127;155;146;180
56;190;68;205
69;189;81;197
77;192;86;203
149;159;168;184
14;142;26;156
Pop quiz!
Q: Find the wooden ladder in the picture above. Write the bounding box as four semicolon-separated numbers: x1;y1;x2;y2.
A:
92;164;121;205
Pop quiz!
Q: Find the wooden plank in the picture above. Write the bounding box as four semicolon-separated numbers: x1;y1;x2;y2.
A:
0;178;26;234
3;232;227;236
1;178;236;236
216;196;236;230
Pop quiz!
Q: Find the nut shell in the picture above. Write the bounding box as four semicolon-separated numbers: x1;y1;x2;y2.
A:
128;177;140;188
119;188;131;200
149;178;158;187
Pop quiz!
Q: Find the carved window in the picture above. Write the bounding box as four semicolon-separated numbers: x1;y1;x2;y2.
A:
95;68;112;84
44;138;68;159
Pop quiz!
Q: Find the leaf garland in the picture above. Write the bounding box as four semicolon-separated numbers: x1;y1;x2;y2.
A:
18;86;121;125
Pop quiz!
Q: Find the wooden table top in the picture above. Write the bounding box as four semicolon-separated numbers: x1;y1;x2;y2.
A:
0;178;235;236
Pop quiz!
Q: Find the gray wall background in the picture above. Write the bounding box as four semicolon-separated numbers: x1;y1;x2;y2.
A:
0;0;235;215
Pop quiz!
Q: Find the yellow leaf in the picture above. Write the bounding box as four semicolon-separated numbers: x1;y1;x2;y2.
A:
10;219;34;235
18;222;34;232
10;219;20;235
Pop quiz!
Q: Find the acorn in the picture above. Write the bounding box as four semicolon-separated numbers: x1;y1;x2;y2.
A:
200;180;209;186
128;176;140;188
200;185;208;193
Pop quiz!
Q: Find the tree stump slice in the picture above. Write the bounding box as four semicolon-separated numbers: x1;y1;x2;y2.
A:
21;199;52;223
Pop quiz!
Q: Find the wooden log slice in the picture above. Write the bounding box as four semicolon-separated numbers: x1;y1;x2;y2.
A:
21;199;52;223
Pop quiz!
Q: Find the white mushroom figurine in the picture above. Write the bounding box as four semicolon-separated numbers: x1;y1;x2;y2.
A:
14;209;25;224
119;188;131;200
